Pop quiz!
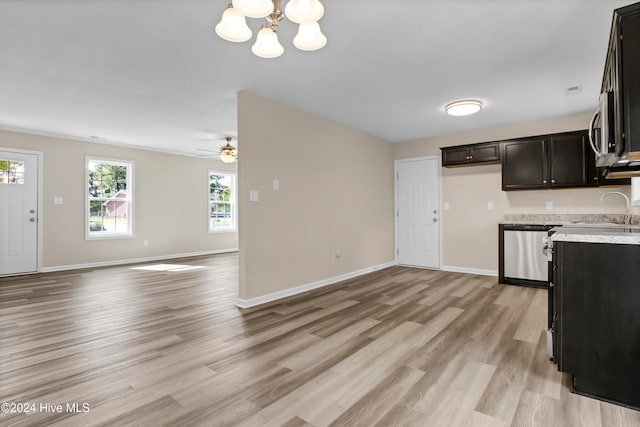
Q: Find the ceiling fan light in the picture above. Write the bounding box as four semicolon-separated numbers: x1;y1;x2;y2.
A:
445;99;483;116
284;0;324;24
220;150;237;163
220;138;238;163
293;21;327;51
232;0;274;18
251;26;284;58
215;5;252;42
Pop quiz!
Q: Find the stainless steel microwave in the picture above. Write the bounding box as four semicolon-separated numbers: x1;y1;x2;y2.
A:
589;91;616;165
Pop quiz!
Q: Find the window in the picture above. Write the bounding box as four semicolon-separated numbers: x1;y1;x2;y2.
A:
86;157;134;239
0;159;25;184
209;171;236;232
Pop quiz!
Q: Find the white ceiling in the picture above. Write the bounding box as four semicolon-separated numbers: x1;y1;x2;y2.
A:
0;0;632;156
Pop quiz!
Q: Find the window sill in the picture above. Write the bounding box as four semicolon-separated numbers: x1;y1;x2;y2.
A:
208;229;237;234
86;233;135;241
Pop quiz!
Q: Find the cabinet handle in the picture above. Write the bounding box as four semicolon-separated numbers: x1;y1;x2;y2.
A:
543;180;548;184
551;179;556;183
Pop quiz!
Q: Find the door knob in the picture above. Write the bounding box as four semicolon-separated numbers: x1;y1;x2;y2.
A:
30;209;36;214
433;218;438;223
29;218;36;222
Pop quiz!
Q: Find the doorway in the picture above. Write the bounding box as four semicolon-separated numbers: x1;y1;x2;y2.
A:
395;157;441;269
0;148;41;275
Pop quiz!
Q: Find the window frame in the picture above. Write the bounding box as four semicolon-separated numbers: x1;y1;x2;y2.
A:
85;156;135;240
208;170;237;234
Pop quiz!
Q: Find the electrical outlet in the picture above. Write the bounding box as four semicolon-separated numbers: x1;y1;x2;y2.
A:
487;201;494;210
546;201;554;210
143;240;149;247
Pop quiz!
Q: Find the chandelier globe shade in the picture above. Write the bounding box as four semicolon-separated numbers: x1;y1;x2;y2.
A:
215;5;252;42
232;0;274;18
284;0;324;24
293;21;326;51
251;26;285;58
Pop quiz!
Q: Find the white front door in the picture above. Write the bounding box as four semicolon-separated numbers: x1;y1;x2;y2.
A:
397;158;440;268
0;150;39;275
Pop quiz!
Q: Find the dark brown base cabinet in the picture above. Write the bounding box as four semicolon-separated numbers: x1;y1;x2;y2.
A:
552;241;640;410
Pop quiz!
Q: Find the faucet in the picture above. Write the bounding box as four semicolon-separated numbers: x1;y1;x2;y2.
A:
600;191;631;225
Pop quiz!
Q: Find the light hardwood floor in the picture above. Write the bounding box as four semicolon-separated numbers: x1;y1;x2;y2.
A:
1;253;639;426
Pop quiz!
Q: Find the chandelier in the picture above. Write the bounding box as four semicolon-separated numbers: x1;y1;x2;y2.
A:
220;137;238;163
215;0;327;58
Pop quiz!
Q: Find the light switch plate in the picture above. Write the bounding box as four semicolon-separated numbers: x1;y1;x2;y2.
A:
249;191;259;202
487;201;494;210
53;197;63;205
444;202;450;210
273;179;279;191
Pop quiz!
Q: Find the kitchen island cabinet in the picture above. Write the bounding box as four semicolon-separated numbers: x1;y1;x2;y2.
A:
551;227;640;409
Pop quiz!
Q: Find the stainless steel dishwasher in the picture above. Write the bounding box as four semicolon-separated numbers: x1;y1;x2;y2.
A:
499;224;559;288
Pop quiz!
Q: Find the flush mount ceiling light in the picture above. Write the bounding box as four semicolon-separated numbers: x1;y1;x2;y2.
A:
219;137;238;163
445;100;483;116
215;0;326;58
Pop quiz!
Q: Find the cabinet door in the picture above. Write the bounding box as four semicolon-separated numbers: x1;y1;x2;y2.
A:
502;139;547;190
441;146;469;166
555;241;640;408
469;143;500;163
549;132;588;188
622;11;640;156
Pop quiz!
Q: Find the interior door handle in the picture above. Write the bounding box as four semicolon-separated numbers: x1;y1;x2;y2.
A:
433;218;438;223
29;218;36;222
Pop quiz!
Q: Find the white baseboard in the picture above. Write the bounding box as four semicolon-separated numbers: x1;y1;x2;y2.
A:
236;261;397;309
41;248;239;273
441;265;498;277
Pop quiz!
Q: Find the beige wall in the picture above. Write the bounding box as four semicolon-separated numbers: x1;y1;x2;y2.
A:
238;91;394;300
393;113;634;272
1;129;237;269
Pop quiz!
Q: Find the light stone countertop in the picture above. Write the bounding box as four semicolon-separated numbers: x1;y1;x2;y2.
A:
500;213;640;245
501;213;640;226
550;224;640;245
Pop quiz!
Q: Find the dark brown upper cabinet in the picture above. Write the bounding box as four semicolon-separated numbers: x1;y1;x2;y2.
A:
502;131;590;191
601;3;640;162
441;142;500;167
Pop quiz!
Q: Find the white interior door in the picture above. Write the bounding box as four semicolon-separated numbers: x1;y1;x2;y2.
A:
0;150;39;275
397;158;440;268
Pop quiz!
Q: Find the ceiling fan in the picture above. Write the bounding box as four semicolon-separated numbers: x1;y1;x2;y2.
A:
197;137;238;163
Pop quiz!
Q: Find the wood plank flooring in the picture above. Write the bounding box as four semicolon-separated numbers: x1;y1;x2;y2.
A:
1;254;639;426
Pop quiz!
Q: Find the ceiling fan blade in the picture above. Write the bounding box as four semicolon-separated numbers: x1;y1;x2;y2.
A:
197;154;216;158
196;148;218;153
